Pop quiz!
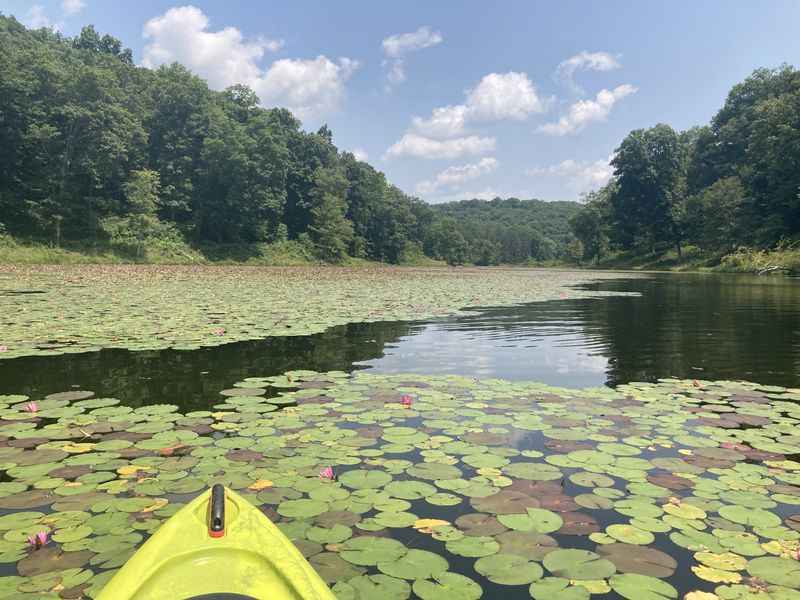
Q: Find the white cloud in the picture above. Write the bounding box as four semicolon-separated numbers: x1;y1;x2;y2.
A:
411;72;546;139
385;60;407;85
527;155;614;194
384;133;495;160
382;26;443;58
416;157;498;194
61;0;86;16
555;51;621;93
381;26;443;89
351;148;369;162
256;56;359;120
425;187;503;204
412;105;469;138
142;5;355;120
24;5;57;29
538;84;637;136
466;72;547;121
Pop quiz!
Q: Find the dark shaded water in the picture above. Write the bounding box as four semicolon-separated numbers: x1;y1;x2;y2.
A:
1;272;798;408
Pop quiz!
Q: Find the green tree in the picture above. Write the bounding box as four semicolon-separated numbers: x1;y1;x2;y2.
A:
685;176;746;253
569;195;608;263
609;123;686;256
103;169;171;258
308;167;353;262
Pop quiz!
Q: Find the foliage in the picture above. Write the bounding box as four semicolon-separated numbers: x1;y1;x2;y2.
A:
430;198;580;264
0;16;580;267
570;65;800;267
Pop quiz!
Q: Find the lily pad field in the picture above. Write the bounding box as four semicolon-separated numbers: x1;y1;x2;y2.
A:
0;266;629;360
0;266;798;600
0;373;798;599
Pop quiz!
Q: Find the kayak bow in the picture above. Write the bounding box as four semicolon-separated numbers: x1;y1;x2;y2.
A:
97;484;337;600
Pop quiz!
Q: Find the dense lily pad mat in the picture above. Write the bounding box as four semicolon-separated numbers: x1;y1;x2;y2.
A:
0;372;799;599
0;265;632;359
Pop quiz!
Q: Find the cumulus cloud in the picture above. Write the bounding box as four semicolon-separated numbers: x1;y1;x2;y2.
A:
351;148;369;162
411;72;545;139
411;105;469;138
538;84;637;136
466;72;547;121
381;26;443;89
416;157;498;194
61;0;86;16
24;5;57;29
142;5;356;120
555;51;621;93
384;133;495;160
527;155;614;194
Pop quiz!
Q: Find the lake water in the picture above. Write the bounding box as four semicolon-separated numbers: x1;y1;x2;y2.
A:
1;270;799;599
2;272;798;410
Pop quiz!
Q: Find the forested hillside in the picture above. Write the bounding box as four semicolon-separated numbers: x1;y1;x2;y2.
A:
430;199;580;265
0;15;575;266
569;65;800;271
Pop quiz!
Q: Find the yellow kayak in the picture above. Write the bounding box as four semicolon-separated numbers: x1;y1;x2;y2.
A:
97;485;337;600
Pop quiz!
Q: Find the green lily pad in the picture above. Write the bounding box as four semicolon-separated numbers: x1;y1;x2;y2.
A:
718;505;782;528
606;524;655;545
746;556;800;587
377;549;449;580
497;508;563;534
384;480;436;500
474;553;544;585
340;537;407;566
529;578;589;600
332;574;411;600
445;535;499;558
609;573;678;600
339;470;392;490
277;499;328;518
412;572;482;600
543;549;616;580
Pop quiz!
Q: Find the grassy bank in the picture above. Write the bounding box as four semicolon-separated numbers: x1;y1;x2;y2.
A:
592;244;800;275
0;235;446;267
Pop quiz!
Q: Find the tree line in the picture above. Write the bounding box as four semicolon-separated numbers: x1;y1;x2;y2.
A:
569;65;800;263
0;15;575;265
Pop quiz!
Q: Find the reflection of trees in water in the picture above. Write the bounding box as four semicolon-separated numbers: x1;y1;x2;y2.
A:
579;275;800;388
0;321;415;411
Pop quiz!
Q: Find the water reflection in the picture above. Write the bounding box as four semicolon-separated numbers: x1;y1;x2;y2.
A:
365;273;800;388
0;272;798;410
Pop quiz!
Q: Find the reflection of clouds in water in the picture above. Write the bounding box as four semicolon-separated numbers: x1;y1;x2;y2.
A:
358;319;610;388
545;349;607;376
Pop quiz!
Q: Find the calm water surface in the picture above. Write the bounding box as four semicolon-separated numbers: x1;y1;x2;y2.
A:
1;271;798;408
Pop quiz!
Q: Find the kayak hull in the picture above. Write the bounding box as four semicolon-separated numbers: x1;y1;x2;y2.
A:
96;487;336;600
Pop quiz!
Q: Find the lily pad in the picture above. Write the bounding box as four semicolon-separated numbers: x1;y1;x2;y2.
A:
474;553;544;585
609;573;678;600
543;549;616;580
412;572;482;600
377;549;449;580
497;508;563;534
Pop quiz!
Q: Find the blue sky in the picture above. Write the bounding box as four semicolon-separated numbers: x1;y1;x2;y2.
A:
3;1;800;203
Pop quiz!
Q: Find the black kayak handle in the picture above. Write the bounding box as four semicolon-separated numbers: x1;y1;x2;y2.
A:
209;484;225;538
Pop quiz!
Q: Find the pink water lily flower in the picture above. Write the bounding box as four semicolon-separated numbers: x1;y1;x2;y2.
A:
27;531;48;550
212;328;225;336
400;394;413;408
24;401;38;413
319;466;335;481
0;345;7;353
